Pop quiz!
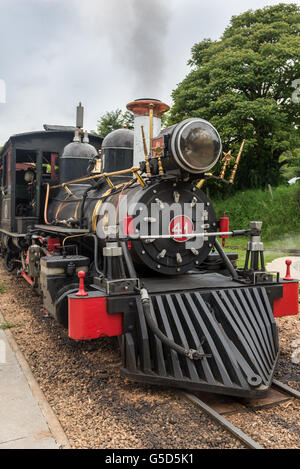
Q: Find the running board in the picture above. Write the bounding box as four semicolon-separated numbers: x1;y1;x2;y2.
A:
120;286;279;398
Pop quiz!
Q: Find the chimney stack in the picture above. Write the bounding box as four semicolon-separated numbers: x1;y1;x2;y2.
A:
126;98;169;167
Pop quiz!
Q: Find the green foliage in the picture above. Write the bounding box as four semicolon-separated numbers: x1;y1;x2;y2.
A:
0;322;23;330
223;234;300;268
0;282;5;293
97;108;170;137
97;109;134;137
161;110;171;129
170;4;300;190
212;183;300;241
279;148;300;180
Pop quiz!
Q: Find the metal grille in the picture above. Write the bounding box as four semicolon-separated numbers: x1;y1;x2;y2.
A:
121;286;279;397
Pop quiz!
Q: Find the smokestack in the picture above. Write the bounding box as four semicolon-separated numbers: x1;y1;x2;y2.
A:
126;98;169;166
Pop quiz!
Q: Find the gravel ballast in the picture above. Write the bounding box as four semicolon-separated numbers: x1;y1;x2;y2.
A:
0;262;299;449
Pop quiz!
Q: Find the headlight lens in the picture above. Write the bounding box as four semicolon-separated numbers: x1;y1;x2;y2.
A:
171;118;222;173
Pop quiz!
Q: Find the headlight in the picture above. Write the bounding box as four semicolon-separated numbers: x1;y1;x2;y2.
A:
170;118;222;173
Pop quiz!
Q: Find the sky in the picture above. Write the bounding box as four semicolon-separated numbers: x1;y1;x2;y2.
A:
0;0;298;144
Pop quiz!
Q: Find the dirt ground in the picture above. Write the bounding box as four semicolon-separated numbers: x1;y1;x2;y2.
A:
0;262;299;449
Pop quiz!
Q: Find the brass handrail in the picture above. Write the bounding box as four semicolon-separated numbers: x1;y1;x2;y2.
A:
50;166;142;189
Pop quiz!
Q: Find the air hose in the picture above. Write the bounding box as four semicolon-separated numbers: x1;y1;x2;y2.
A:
139;288;208;360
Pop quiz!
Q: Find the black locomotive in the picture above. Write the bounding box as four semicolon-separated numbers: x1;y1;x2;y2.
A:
0;100;298;398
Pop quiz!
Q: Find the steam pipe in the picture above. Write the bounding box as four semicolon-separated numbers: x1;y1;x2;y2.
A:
44;183;51;225
149;103;154;153
140;288;210;360
214;239;239;280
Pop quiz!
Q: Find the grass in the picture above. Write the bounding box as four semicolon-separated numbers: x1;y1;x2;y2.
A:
211;183;300;268
0;321;23;330
212;183;300;242
223;236;290;268
0;281;5;293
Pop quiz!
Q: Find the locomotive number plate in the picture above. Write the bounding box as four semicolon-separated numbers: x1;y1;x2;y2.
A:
169;215;194;242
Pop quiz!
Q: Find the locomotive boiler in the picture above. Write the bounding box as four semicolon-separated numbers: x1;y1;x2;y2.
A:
0;99;298;398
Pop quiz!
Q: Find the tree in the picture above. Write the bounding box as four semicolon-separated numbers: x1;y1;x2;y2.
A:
279;148;300;180
97;109;134;137
169;3;300;189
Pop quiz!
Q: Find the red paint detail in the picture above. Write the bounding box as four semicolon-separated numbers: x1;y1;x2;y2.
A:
169;215;194;242
26;249;29;265
219;213;229;248
273;282;299;317
126;99;170;117
68;295;122;340
20;270;34;286
15;163;36;171
284;259;293;280
76;271;88;297
123;216;134;250
123;216;134;235
151;137;164;156
47;237;60;253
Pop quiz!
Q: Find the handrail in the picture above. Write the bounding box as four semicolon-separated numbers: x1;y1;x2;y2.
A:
50;166;142;189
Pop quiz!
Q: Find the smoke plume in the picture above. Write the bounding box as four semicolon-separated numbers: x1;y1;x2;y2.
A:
78;0;171;99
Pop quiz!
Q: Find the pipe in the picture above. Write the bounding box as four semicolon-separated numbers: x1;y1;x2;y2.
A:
141;125;151;177
120;240;137;279
214;239;239;280
149;104;154;153
80;185;95;228
62;233;102;276
44;183;51;224
137;231;234;240
140;288;210;360
50;166;142;189
89;233;103;277
20;270;35;286
229;139;245;184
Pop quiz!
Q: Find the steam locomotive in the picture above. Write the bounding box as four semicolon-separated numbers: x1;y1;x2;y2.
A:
0;99;298;398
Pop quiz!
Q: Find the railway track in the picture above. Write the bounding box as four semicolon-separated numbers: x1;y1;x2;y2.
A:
1;260;299;449
183;380;300;449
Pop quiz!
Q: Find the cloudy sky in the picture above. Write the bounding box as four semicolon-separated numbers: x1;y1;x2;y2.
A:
0;0;297;144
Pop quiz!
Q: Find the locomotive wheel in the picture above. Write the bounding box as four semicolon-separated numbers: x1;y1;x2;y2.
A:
55;283;79;328
4;252;17;272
